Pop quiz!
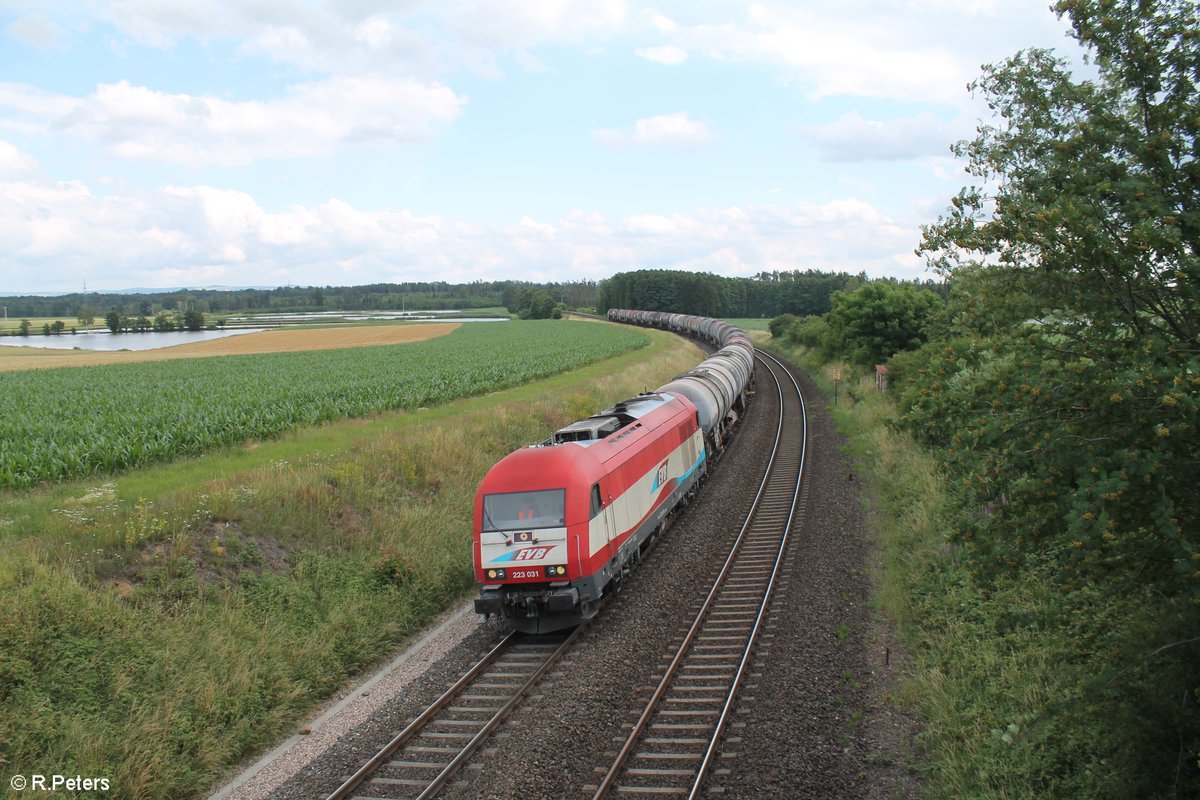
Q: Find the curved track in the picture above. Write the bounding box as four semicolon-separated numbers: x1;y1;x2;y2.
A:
589;350;808;799
325;349;806;800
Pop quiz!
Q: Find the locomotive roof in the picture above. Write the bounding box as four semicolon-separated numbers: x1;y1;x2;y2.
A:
478;392;696;496
549;393;674;448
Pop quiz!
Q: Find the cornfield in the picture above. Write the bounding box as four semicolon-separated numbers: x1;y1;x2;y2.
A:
0;321;647;488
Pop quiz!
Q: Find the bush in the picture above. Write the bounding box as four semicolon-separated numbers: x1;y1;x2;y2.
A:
767;313;799;339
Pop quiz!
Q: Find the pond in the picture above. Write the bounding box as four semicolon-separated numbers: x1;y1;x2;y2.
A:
0;328;268;352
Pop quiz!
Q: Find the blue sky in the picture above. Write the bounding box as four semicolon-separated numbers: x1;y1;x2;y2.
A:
0;1;1079;294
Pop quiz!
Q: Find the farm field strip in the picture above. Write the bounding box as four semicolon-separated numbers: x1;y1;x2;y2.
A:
0;321;647;489
0;321;460;372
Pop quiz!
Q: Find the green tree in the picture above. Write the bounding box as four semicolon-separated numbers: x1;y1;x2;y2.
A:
767;313;799;339
152;311;175;332
912;1;1199;794
182;310;205;331
517;290;556;319
17;319;30;336
77;307;95;326
921;0;1198;350
104;310;122;333
824;282;943;364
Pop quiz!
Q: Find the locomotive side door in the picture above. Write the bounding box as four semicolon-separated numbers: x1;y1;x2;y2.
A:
588;482;607;559
594;481;617;554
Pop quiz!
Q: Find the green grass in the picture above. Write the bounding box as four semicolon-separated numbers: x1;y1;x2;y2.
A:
0;320;646;488
721;317;771;331
0;316;105;335
0;327;701;800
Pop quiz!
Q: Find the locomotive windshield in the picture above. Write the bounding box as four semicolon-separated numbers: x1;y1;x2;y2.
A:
483;489;566;531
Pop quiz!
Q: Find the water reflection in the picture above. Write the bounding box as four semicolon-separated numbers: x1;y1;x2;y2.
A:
0;328;267;352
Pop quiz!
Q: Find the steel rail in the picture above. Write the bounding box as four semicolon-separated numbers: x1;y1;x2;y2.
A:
592;350;804;799
409;622;586;800
327;625;586;800
324;630;520;800
685;350;807;799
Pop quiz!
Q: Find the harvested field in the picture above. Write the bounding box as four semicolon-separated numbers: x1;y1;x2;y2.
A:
0;323;459;372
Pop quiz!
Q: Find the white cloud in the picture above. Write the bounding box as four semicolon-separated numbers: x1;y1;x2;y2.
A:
0;140;39;176
620;213;704;237
647;12;678;34
6;14;64;48
799;111;968;162
106;0;250;47
672;6;964;104
445;0;627;49
98;0;627;77
0;170;927;292
635;44;687;65
0;84;78;135
0;77;466;166
594;112;713;148
645;0;1073;105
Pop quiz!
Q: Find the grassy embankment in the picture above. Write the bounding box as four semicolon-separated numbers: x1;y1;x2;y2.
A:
0;324;702;800
766;338;1091;800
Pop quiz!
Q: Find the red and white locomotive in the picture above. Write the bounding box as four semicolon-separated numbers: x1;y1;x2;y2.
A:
473;311;754;633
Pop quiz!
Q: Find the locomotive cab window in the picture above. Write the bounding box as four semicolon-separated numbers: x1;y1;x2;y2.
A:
483;489;566;531
590;484;604;518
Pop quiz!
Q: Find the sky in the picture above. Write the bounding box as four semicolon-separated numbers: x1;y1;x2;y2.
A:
0;1;1082;294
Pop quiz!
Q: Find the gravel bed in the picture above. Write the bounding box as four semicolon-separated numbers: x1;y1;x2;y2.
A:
709;352;920;799
226;353;918;800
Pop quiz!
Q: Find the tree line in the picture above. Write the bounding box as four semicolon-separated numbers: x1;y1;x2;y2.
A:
594;267;944;319
1;280;601;319
3;270;937;325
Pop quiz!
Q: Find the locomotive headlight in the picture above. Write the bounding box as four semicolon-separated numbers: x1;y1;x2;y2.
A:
545;565;566;577
486;568;507;580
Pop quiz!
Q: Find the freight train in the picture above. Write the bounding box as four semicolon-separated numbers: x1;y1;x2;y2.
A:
472;310;754;633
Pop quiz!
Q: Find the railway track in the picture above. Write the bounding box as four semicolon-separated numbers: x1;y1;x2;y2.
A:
588;350;808;799
324;349;804;800
325;628;583;800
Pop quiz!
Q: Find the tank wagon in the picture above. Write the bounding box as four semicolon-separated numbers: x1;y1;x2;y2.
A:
472;310;754;632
